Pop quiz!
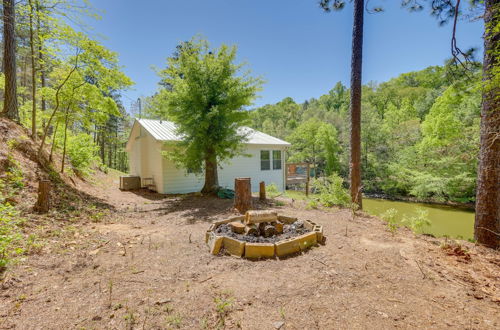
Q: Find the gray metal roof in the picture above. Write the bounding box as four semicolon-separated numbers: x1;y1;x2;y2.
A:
137;119;291;146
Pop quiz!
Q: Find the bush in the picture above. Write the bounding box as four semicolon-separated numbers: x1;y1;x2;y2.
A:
65;133;101;175
0;200;23;272
312;174;350;207
266;183;280;198
380;208;399;234
403;208;432;234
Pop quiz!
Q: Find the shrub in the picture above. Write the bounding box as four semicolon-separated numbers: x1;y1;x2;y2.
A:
0;200;23;272
380;208;399;234
403;208;432;234
312;174;351;207
65;133;101;176
266;183;280;198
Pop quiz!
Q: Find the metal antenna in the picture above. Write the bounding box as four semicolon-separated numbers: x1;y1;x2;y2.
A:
137;98;142;119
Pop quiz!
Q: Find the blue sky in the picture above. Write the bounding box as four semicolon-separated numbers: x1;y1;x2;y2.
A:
83;0;484;110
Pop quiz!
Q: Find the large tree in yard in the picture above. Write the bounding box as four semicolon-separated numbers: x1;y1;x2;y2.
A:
402;0;499;247
2;0;19;121
320;0;365;208
475;0;499;248
156;38;263;193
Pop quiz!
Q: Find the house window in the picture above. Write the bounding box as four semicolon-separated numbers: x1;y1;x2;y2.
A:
261;150;270;170
273;150;282;170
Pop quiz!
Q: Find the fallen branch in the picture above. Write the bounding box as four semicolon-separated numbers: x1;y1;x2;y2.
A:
415;260;426;279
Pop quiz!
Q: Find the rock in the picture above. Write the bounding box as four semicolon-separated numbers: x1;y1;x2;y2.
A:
273;321;285;329
377;311;388;318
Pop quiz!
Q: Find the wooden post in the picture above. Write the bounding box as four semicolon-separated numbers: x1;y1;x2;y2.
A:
305;163;310;197
34;180;50;213
259;181;266;201
285;162;288;190
234;177;251;214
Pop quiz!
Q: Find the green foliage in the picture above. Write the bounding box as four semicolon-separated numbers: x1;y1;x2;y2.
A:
0;201;23;272
287;118;340;176
64;133;100;175
151;37;263;181
4;155;25;191
266;183;280;198
403;208;432;234
312;174;351;207
214;294;234;328
251;64;481;203
380;208;399;234
165;313;183;328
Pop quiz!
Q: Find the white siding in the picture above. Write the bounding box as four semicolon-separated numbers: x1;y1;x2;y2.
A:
162;145;286;194
128;124;141;176
127;125;164;193
141;130;164;193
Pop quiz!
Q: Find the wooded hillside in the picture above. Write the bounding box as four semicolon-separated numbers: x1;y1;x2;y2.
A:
250;65;482;203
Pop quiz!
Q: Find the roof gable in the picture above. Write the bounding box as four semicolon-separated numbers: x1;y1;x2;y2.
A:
135;119;291;146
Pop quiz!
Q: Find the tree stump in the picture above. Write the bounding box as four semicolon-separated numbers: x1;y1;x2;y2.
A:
259;181;266;201
234;177;251;214
34;180;51;213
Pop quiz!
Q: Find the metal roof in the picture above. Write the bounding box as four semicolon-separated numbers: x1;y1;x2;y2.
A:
137;119;291;146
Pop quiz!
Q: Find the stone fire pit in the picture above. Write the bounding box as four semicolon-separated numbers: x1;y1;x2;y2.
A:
205;211;324;259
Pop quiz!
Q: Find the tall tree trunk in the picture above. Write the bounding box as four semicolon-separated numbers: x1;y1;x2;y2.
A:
474;0;499;248
49;120;59;162
100;130;105;164
349;0;364;209
36;0;46;123
29;0;37;139
61;105;71;173
2;0;18;121
202;148;219;193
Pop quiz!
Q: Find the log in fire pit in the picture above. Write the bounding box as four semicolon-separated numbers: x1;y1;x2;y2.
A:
205;211;324;259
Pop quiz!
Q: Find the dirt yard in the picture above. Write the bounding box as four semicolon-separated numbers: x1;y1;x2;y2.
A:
1;171;499;329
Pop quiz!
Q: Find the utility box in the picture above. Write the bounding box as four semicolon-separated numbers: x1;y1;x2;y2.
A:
120;176;141;190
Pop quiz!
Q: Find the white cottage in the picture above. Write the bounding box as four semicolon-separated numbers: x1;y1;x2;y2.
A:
125;119;291;194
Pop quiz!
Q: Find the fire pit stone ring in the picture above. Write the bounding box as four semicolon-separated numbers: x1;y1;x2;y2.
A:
206;211;324;259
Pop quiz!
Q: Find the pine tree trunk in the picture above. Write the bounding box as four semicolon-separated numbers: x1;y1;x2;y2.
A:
474;0;499;248
34;180;50;213
234;177;252;214
201;148;219;193
2;0;19;121
349;0;364;209
29;0;37;140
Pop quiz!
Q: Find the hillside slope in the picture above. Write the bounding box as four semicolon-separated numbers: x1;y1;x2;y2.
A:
0;118;113;272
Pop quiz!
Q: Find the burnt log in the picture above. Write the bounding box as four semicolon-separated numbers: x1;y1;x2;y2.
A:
244;224;258;236
263;225;277;237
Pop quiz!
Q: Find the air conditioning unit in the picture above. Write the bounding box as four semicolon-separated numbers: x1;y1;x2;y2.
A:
120;176;141;190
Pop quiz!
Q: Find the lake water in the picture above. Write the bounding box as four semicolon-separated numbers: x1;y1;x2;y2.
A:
363;198;475;240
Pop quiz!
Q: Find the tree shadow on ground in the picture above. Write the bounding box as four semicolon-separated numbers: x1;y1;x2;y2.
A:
127;189;174;201
134;193;280;224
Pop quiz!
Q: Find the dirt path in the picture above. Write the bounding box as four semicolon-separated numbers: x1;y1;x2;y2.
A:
1;172;499;329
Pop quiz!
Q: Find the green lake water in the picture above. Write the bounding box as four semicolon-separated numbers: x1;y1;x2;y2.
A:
363;198;475;240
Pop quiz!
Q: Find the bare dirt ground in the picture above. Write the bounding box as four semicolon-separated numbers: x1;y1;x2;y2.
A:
1;171;499;329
